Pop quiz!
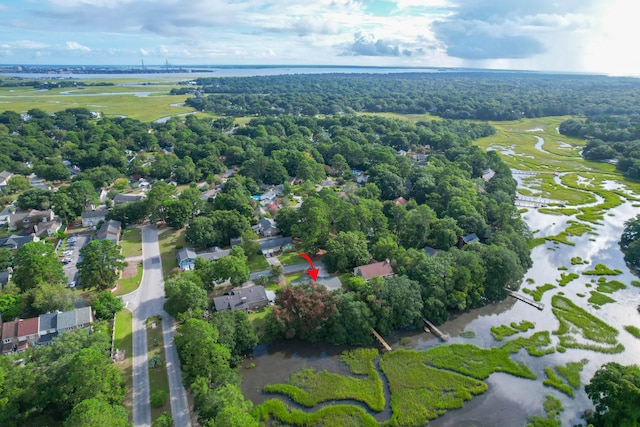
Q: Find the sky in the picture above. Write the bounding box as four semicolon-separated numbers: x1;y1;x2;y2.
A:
0;0;638;76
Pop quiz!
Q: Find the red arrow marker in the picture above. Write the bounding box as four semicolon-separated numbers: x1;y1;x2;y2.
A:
298;253;319;281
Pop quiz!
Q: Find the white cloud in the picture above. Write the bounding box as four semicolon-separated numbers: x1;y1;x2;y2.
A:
1;40;49;49
66;41;91;51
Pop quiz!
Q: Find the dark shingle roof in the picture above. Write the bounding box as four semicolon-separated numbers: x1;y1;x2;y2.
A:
213;286;269;312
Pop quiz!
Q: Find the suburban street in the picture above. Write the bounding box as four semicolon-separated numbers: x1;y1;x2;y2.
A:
122;225;191;427
249;260;326;280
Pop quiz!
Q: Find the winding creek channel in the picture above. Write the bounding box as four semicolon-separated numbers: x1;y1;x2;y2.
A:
241;160;640;426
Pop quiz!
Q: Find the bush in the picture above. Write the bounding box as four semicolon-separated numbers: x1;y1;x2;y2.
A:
150;390;169;408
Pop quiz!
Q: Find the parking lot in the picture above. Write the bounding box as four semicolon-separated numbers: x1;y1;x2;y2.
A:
59;232;91;287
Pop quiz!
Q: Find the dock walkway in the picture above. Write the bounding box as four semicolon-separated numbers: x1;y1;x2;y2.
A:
423;318;448;342
505;289;545;310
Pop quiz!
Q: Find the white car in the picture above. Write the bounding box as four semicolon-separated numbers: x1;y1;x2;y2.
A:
68;281;76;288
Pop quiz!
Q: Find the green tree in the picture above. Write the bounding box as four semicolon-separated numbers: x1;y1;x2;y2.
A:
15;187;53;210
13;241;66;292
92;291;124;320
151;412;173;427
210;248;250;286
27;283;75;316
0;248;13;271
585;362;640;427
322;231;371;273
64;398;131;427
208;384;259;427
275;207;298;237
165;199;191;229
5;175;30;194
385;275;424;329
174;319;231;386
178;186;205;218
0;288;22;321
209;310;258;365
163;275;208;318
78;240;125;291
62;347;126;410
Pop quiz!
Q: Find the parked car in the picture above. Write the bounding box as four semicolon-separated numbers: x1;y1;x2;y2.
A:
62;257;72;264
67;281;76;288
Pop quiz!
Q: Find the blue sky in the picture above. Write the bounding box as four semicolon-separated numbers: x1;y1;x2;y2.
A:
0;0;637;76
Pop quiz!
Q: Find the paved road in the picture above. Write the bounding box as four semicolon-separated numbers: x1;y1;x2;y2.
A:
122;225;191;427
249;260;325;280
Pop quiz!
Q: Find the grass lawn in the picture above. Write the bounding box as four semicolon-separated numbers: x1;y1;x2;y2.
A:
249;306;272;341
278;251;307;267
120;228;142;258
157;227;186;278
146;315;171;422
114;309;133;421
114;263;143;296
285;272;304;285
248;253;269;271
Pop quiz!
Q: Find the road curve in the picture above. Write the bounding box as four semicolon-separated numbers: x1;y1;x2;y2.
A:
123;225;191;427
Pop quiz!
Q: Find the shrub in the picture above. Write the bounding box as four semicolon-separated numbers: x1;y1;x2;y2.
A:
151;390;169;408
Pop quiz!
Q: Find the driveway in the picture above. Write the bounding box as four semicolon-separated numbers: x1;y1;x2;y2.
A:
122;225;191;427
61;232;91;285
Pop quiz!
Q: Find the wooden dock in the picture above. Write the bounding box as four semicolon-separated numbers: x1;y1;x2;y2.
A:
505;289;545;310
423;318;449;342
371;329;392;352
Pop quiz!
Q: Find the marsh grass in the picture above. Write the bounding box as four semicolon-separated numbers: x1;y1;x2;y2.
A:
491;321;535;340
501;331;555;357
624;325;640;339
588;291;615;306
253;400;379;427
523;284;556;302
582;263;622;276
557;273;579;287
263;348;384;412
595;278;626;293
552;295;624;353
381;349;488;427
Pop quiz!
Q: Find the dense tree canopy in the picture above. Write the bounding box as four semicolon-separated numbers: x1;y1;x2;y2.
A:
585;363;640;427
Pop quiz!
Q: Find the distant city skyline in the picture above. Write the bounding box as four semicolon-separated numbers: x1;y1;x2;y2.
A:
0;0;637;77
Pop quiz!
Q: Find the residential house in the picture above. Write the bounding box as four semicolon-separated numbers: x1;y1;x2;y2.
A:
0;204;14;227
113;193;145;205
259;190;277;207
253;217;279;237
96;219;121;244
0;271;10;289
316;276;343;292
8;209;54;231
353;259;394;281
33;218;62;237
393;196;408;206
355;172;369;184
230;237;243;248
197;247;230;262
56;310;77;333
396;149;408;156
0;234;39;251
0;170;13;189
201;188;219;202
213;286;270;312
28;174;50;190
16;317;39;352
176;247;197;271
81;208;108;228
412;154;428;167
130;178;150;189
37;312;58;346
75;307;93;329
259;236;294;257
423;246;439;257
482;168;496;182
458;233;480;248
1;320;18;355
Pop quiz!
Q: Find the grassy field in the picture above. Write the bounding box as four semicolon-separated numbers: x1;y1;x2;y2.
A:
254;400;379;427
543;359;588;398
624;325;640;339
120;228;143;258
146;315;171;422
500;331;556;357
278;251;307;266
248;306;272;341
115;263;143;296
285;272;304;284
0;82;197;122
114;309;133;421
263;348;384;411
157;227;186;277
248;253;269;271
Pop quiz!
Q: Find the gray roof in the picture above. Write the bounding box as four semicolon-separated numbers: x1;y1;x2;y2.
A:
259;236;293;251
38;312;57;332
197;248;230;261
113;193;145;203
316;276;343;292
213;286;269;312
0;234;38;250
177;247;197;263
76;306;93;325
0;271;9;286
424;246;438;256
56;310;77;330
462;234;480;244
97;219;121;242
81;209;108;219
256;217;277;231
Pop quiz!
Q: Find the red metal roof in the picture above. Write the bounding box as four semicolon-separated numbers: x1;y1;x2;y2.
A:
17;317;39;338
